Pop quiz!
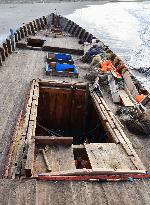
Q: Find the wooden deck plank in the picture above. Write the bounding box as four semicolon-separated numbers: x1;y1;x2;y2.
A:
85;143;136;171
35;145;75;174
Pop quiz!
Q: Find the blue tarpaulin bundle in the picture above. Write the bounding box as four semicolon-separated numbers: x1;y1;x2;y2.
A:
82;45;106;63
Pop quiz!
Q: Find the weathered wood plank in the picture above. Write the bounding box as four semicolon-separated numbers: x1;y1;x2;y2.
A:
41;149;51;171
119;90;135;107
35;136;73;145
123;71;139;98
25;140;35;177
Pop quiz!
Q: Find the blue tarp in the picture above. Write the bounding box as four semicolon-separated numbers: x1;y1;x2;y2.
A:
48;52;73;61
55;53;72;61
46;63;78;74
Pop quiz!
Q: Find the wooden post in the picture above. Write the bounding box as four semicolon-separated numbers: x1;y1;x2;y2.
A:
20;27;25;38
29;22;35;34
16;30;21;41
70;24;78;35
76;27;82;38
73;26;80;37
3;43;8;57
43;16;48;26
33;20;38;31
27;23;32;35
0;47;6;61
68;21;74;33
87;34;93;43
83;32;88;41
6;38;12;54
35;19;42;30
23;25;28;36
64;20;71;31
79;29;85;39
39;18;45;29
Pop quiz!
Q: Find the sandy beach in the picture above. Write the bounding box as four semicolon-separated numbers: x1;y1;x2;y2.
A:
0;1;108;42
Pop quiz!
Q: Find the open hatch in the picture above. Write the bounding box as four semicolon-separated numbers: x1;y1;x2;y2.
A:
6;80;146;180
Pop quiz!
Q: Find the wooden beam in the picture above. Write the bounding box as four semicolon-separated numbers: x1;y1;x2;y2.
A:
35;136;73;145
72;144;85;149
38;80;88;90
40;168;146;176
25;140;35;177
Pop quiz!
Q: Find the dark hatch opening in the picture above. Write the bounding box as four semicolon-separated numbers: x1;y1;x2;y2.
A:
35;85;111;144
73;146;92;169
27;38;45;47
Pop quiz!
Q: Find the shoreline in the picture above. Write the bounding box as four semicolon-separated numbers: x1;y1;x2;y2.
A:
0;0;144;3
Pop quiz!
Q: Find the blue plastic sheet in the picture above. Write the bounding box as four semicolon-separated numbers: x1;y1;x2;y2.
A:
55;53;72;61
47;63;78;74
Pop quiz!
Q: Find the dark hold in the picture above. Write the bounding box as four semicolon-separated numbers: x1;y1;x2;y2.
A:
27;38;45;47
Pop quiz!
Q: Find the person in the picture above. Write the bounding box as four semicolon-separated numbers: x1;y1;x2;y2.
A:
10;28;16;51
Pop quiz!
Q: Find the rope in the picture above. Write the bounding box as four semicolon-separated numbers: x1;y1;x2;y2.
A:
37;122;62;137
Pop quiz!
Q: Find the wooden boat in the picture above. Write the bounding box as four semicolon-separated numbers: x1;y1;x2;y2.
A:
0;13;150;204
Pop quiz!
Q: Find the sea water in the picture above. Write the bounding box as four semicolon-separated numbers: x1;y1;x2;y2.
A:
66;0;150;90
